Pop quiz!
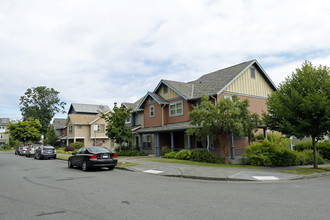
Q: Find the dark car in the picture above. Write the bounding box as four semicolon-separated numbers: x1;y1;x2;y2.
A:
34;146;56;160
68;147;117;171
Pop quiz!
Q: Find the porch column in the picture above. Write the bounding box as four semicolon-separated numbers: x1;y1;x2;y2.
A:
263;127;267;139
155;133;160;156
187;135;191;150
170;132;174;151
139;133;143;153
207;135;211;152
230;133;235;160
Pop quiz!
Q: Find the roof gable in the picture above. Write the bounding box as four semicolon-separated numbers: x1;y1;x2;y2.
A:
68;103;110;115
137;92;169;109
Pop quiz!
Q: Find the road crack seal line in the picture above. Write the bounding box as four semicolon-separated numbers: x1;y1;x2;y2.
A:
22;176;65;191
36;211;66;217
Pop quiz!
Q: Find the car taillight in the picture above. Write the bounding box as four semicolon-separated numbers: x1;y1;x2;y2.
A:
90;154;97;159
113;154;117;158
54;149;56;153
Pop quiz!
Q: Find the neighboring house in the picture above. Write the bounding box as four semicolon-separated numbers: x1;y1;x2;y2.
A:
52;118;67;147
136;59;277;157
0;118;10;147
122;96;145;149
68;103;110;115
65;112;110;148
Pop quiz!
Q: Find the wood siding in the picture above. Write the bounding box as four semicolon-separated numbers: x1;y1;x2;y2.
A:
224;66;274;98
157;84;180;100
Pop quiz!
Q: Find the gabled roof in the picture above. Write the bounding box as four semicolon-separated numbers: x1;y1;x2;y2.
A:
52;118;67;130
68;103;110;115
153;59;277;100
66;114;97;125
137;92;169;109
122;95;146;112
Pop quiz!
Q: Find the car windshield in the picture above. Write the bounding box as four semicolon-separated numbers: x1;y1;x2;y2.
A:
44;147;54;150
87;147;110;154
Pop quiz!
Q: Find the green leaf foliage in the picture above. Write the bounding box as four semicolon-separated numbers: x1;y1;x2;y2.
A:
7;118;42;143
44;125;58;146
19;86;66;134
101;103;133;148
187;93;260;164
71;142;84;149
264;61;330;168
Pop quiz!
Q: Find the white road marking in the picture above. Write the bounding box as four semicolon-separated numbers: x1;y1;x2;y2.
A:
144;169;164;174
252;176;279;181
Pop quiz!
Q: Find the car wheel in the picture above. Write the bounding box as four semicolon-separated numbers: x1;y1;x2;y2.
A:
68;159;73;168
108;166;115;171
82;161;88;171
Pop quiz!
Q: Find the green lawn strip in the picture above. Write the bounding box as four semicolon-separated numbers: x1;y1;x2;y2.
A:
142;158;265;169
282;167;330;175
57;154;70;160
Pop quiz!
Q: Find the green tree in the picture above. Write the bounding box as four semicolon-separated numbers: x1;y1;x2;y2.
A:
19;86;66;134
264;61;330;168
187;94;260;164
44;125;58;146
101;103;133;150
7;118;42;144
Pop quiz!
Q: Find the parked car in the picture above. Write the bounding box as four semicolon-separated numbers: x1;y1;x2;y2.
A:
34;146;56;160
19;146;28;156
68;147;118;171
15;146;23;155
26;145;40;157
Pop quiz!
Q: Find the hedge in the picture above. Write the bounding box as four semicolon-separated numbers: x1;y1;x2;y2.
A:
164;149;224;164
294;141;330;160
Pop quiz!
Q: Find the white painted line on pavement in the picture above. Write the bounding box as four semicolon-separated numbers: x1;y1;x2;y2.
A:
252;176;279;180
144;169;164;174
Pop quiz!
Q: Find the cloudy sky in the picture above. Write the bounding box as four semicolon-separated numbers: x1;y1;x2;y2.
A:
1;0;330;120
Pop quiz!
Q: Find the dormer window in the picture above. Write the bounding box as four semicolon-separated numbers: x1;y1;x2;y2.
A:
163;85;168;94
250;68;256;79
149;105;155;117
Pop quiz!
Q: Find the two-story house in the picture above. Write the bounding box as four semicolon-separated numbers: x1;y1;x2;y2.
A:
52;118;67;147
0;118;10;147
135;59;277;157
64;104;112;148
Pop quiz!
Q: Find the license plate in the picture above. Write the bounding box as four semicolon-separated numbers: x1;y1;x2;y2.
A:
102;155;109;158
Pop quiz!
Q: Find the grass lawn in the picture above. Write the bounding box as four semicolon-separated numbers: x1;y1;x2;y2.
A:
142;158;265;169
282;167;330;175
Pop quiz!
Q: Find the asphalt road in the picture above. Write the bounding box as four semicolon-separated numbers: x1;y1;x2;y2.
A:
1;151;330;220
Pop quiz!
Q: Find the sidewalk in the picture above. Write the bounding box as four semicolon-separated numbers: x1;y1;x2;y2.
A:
119;156;330;182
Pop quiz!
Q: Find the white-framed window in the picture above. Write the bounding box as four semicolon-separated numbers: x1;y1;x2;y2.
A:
250;67;256;79
95;124;105;132
69;125;73;134
0;134;4;139
169;101;183;116
0;126;5;132
149;105;155;117
224;95;232;100
126;116;131;124
142;134;152;150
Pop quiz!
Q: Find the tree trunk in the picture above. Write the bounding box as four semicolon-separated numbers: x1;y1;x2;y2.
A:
312;137;318;169
220;133;230;165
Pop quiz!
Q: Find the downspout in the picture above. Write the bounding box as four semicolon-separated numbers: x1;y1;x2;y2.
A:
210;95;217;105
162;104;166;126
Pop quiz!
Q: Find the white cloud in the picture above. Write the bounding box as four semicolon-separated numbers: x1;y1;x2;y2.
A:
0;0;330;120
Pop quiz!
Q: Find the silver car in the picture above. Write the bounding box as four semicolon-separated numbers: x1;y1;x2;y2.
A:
19;146;28;156
26;145;40;157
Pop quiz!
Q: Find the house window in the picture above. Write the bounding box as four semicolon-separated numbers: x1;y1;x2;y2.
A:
126;116;131;124
169;101;183;116
163;85;168;94
149;105;155;117
0;126;5;132
69;125;73;134
142;134;152;150
95;124;105;132
134;113;140;126
78;125;83;129
0;134;4;139
196;136;207;148
224;95;232;100
250;68;256;79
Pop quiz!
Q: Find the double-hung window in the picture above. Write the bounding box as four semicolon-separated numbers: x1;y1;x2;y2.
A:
169;101;183;116
142;135;152;150
149;105;155;117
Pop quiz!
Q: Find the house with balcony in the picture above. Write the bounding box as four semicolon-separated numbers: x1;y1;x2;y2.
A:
135;59;277;157
0;118;10;147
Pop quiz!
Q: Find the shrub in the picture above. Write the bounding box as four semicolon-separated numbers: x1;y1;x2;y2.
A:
295;150;325;165
161;146;171;156
65;146;75;152
71;142;84;149
175;150;192;160
294;141;330;160
116;150;146;156
190;149;223;163
164;151;177;159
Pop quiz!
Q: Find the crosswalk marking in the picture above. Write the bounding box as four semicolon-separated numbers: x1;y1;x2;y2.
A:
144;169;164;174
252;176;279;180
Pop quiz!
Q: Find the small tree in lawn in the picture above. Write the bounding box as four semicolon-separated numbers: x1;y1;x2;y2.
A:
44;125;58;146
187;94;260;164
101;103;133;151
264;61;330;169
7;118;42;144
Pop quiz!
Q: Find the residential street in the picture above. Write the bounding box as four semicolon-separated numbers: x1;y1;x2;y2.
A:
1;151;330;220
